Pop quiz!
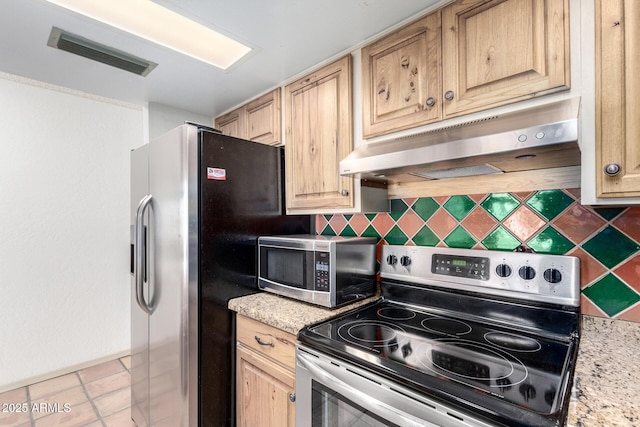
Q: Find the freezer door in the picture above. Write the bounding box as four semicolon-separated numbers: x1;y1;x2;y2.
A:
131;144;150;427
147;125;199;427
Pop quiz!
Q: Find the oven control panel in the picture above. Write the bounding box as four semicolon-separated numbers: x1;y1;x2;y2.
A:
381;246;580;307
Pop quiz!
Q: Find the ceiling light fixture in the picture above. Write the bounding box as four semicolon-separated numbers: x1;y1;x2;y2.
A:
45;0;251;70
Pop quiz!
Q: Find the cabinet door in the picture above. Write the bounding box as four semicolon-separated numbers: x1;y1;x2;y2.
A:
236;344;295;427
442;0;569;117
285;55;353;211
246;88;282;145
362;12;442;138
596;0;640;197
215;107;246;139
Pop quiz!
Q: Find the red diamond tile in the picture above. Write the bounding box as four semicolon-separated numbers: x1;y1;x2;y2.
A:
436;241;448;248
613;254;640;293
348;214;370;235
468;193;487;203
513;191;535;201
567;248;608;289
315;215;328;233
329;215;347;234
472;242;486;250
614;301;640;322
433;196;449;205
397;210;425;239
461;207;498;240
402;198;417;208
612;207;640;242
566;188;581;201
427;209;457;239
553;204;606;244
580;295;607;318
502;206;546;241
371;214;395;237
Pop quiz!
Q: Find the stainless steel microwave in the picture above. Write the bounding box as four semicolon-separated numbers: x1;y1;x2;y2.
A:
257;235;377;308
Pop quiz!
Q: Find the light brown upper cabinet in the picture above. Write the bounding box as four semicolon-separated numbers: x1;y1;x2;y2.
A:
215;88;282;145
362;12;442;138
285;56;354;211
362;0;570;138
596;0;640;198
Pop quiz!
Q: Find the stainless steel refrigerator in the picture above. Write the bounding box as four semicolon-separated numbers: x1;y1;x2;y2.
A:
130;124;310;427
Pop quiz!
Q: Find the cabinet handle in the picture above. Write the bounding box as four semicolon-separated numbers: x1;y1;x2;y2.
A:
289;392;296;403
444;90;455;101
426;97;436;107
254;336;274;347
341;189;349;197
604;163;621;177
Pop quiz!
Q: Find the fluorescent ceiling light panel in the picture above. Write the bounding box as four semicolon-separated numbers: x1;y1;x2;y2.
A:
45;0;251;69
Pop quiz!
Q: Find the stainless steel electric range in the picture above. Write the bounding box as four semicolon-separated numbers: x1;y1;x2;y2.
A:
296;246;581;427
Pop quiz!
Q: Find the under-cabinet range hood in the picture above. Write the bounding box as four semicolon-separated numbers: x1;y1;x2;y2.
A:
340;97;581;183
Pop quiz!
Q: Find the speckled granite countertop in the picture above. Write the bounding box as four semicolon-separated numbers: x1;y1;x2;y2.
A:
229;293;640;427
228;291;379;335
567;315;640;427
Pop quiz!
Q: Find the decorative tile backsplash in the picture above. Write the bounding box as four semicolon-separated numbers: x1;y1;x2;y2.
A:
317;189;640;322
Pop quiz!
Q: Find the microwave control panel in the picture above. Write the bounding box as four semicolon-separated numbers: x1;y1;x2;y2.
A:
315;252;330;291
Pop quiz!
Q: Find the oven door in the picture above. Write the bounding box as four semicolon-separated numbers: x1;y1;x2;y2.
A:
296;346;496;427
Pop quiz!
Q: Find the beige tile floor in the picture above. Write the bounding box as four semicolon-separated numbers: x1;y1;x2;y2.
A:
0;356;134;427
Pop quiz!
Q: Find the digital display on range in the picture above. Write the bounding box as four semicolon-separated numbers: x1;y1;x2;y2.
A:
432;254;489;280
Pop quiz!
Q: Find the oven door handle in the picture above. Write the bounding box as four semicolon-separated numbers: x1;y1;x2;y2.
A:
297;351;438;427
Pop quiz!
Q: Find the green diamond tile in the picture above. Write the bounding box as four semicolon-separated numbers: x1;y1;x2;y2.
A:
413;197;440;221
443;195;476;221
365;213;377;221
344;214;353;221
482;226;521;251
361;224;381;239
444;226;476;249
593;207;625;221
390;199;409;213
384;225;409;245
583;274;640;317
340;224;357;237
526;190;574;221
526;226;575;254
390;211;404;221
412;226;440;247
324;214;333;221
582;226;640;268
481;193;520;221
321;224;336;236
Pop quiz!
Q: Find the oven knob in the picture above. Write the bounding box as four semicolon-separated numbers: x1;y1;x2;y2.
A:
495;264;512;278
386;255;398;265
496;377;512;391
543;268;562;284
400;256;412;267
518;266;536;280
401;343;413;358
519;383;537;402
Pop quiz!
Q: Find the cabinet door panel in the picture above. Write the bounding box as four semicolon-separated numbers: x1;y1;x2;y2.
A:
246;88;282;145
215;107;245;139
362;12;441;137
596;0;640;197
236;344;295;427
442;0;569;117
285;56;353;210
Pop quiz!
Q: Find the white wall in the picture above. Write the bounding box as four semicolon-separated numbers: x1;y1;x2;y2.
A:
148;102;212;141
0;72;143;392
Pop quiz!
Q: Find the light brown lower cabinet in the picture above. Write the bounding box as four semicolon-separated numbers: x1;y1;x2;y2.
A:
236;315;296;427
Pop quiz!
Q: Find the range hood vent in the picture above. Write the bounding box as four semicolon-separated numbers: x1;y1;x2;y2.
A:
341;97;581;183
47;27;157;76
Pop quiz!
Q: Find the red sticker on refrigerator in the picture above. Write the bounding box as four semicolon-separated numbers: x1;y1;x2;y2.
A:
207;167;226;180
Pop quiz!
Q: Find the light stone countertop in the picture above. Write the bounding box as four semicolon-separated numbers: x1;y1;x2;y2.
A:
229;293;640;427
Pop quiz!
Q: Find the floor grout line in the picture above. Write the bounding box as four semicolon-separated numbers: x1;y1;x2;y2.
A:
76;371;106;427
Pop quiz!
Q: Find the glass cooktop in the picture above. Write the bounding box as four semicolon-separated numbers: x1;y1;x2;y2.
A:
302;300;575;415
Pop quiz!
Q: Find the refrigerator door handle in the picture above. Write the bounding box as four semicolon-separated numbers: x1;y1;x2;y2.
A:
135;194;154;315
